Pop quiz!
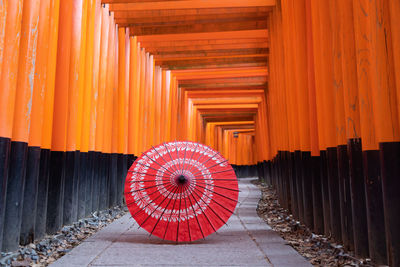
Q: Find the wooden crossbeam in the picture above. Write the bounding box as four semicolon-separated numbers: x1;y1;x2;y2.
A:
178;76;268;87
110;0;276;11
201;112;257;118
175;66;266;73
175;67;267;79
104;0;185;3
183;85;267;91
157;55;268;69
129;20;267;35
207;121;255;126
179;82;268;88
112;7;271;19
153;49;268;60
115;11;269;26
204;115;255;122
144;42;268;52
137;30;268;42
196;104;259;112
167;62;268;70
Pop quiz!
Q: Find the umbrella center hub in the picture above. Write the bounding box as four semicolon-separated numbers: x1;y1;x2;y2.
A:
177;175;187;185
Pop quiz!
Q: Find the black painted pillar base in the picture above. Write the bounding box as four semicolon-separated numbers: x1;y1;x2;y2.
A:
127;154;135;169
85;151;94;216
35;149;50;240
271;159;277;189
91;152;100;213
121;154;128;205
46;151;65;235
0;137;11;250
117;154;126;206
337;145;354;250
363;150;387;265
283;152;291;212
301;151;314;230
257;162;263;183
63;151;80;225
98;153;108;211
77;152;88;219
262;161;267;184
320;150;331;237
380;142;400;266
72;151;80;222
263;161;271;186
2;141;28;252
105;154;111;209
294;150;304;223
278;152;287;210
348;139;369;258
279;156;285;207
311;155;324;234
288;152;299;220
20;146;41;245
257;162;264;183
326;147;342;243
109;153;118;208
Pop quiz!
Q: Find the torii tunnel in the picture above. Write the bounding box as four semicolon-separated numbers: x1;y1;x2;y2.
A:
0;0;399;265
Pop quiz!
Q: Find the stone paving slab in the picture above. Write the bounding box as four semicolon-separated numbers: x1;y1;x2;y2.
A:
51;179;311;267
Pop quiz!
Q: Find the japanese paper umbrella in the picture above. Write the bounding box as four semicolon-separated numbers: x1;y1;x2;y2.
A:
124;141;239;242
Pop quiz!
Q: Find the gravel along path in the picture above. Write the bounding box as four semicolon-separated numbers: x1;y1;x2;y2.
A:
254;180;374;267
0;206;128;267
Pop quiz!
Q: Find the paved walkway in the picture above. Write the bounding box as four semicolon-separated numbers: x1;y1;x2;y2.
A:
51;179;311;267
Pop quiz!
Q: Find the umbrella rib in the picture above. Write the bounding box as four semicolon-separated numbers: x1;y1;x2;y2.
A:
149;186;180;236
194;181;240;192
125;181;172;194
151;145;172;166
176;183;184;242
188;183;236;215
135;161;168;175
130;184;174;210
151;145;177;175
186;149;220;177
182;187;192;242
128;170;169;179
142;153;174;176
125;183;175;207
125;184;159;194
191;159;229;176
188;184;228;226
186;188;205;239
187;187;217;233
138;184;178;228
174;141;182;174
183;142;199;174
193;169;232;178
195;183;238;202
195;178;237;181
163;142;180;173
128;179;169;183
163;185;181;240
185;145;211;173
196;150;220;168
180;142;189;175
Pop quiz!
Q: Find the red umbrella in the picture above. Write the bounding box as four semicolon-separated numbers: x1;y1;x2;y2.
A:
124;141;239;242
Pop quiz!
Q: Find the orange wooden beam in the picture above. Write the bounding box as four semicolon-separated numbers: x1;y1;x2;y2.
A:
110;0;276;11
129;19;267;35
137;30;268;42
140;38;267;49
115;11;268;26
112;7;271;19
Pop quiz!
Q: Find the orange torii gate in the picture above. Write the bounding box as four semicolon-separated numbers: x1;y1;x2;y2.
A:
0;1;400;266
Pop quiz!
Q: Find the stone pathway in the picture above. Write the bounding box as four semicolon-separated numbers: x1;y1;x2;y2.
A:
50;179;311;267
